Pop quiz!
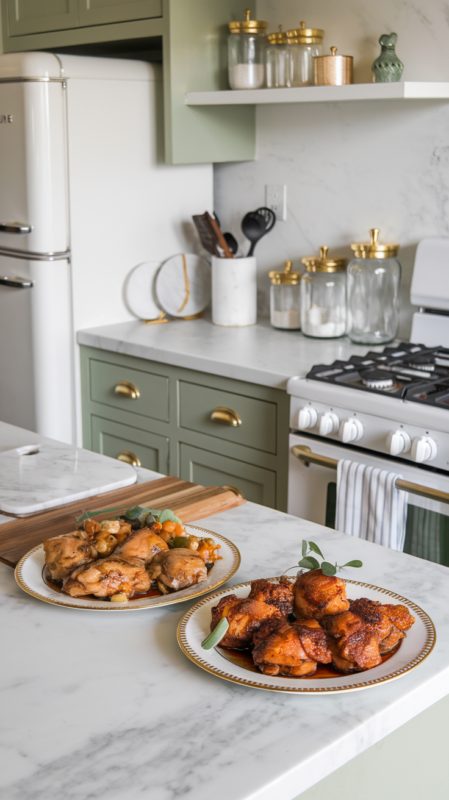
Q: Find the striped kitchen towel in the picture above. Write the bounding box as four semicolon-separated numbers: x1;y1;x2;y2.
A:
335;460;408;551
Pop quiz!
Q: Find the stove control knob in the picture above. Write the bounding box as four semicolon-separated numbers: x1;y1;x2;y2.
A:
319;412;340;436
411;436;438;464
339;418;364;444
386;430;411;456
298;406;318;430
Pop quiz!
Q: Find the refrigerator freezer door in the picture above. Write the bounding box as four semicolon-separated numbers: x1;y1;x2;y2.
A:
0;81;69;255
0;254;74;443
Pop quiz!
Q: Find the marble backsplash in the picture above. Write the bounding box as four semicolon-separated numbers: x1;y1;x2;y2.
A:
214;0;449;338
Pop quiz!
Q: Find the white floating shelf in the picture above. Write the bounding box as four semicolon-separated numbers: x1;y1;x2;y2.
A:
186;82;449;106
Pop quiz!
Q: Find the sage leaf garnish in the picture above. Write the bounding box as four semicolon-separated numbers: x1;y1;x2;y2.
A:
201;617;229;650
298;556;320;570
308;541;324;559
343;560;363;569
76;506;124;524
287;540;363;578
302;539;307;557
321;561;337;577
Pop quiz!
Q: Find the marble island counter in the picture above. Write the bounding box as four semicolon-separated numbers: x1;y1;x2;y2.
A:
1;424;449;800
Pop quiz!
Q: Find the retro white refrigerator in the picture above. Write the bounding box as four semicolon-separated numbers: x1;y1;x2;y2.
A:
0;52;213;444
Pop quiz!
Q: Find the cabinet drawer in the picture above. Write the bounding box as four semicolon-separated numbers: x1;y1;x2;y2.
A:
90;359;169;423
79;0;162;27
91;416;169;473
179;443;276;507
179;381;277;454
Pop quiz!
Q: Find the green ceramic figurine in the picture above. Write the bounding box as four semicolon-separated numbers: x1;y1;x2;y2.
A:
372;33;404;82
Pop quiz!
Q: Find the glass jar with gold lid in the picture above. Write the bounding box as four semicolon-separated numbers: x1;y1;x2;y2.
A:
286;21;324;87
269;260;301;329
347;228;401;345
228;9;267;90
266;26;288;88
300;246;347;338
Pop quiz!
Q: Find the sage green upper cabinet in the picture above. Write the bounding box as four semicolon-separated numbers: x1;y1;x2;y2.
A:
6;0;79;36
79;0;161;28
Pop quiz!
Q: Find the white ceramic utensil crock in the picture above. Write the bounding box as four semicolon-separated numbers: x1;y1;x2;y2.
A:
211;256;257;326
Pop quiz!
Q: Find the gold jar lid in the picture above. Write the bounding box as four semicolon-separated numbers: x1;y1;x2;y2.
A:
229;8;267;34
286;21;324;44
301;246;347;273
350;228;399;259
267;25;288;45
269;260;301;284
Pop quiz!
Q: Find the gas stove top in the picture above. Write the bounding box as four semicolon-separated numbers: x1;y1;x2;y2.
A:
306;343;449;408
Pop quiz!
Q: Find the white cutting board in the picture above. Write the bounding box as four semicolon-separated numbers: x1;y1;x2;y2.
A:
0;443;137;516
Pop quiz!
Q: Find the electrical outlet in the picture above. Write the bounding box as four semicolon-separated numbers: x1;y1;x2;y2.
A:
265;184;287;221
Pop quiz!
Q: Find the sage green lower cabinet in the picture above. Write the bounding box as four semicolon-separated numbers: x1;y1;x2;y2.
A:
91;416;169;473
179;444;276;508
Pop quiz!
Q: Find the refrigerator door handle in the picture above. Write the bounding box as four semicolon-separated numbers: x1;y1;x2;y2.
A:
0;276;34;288
0;222;33;234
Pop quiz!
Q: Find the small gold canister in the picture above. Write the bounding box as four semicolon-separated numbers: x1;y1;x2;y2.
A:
314;46;353;86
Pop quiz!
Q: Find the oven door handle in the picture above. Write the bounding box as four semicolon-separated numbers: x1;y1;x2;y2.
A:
0;275;33;288
291;445;449;506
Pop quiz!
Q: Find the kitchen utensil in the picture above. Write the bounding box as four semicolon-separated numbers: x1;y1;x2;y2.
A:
241;207;276;256
314;47;353;86
286;21;324;87
192;213;220;256
269;260;301;330
124;261;163;320
210;213;234;258
156;253;211;318
228;9;267;90
178;577;435;693
372;33;404;83
300;246;347;338
212;256;257;326
224;231;238;255
15;525;241;611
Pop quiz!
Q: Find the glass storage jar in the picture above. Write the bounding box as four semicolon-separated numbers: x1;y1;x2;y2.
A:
300;246;347;338
265;26;288;88
228;9;267;90
347;228;401;345
269;260;301;329
286;21;323;87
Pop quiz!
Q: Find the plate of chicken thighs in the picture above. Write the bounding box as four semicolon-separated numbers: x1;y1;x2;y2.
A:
178;570;435;692
15;517;240;611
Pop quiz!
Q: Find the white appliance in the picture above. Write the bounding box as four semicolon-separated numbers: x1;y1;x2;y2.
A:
410;236;449;346
287;342;449;565
0;53;213;445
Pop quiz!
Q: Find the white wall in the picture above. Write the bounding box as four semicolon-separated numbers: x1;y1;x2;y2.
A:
214;0;449;337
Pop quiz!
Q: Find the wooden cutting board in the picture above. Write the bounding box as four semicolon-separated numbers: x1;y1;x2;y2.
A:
0;475;245;568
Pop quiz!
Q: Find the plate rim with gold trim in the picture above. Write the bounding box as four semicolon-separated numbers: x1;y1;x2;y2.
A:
177;577;436;693
14;525;240;611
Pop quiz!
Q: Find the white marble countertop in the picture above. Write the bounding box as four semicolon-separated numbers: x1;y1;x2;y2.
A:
2;479;449;800
77;317;379;389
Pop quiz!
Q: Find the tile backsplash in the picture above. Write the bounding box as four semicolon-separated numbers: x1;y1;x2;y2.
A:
214;0;449;338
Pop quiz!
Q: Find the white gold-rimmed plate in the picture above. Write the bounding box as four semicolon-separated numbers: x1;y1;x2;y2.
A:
15;525;241;611
178;578;436;693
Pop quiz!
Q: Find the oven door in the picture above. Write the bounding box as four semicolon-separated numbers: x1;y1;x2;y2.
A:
289;433;449;566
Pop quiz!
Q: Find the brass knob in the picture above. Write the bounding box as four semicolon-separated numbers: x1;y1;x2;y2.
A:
210;407;242;427
222;484;244;498
114;380;140;399
117;449;141;467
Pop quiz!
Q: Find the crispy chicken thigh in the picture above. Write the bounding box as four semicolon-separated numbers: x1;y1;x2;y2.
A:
63;555;150;598
210;595;283;648
252;618;332;677
294;569;350;621
322;609;382;671
147;548;207;591
248;577;294;616
115;527;168;564
349;598;414;654
43;531;97;581
380;603;415;632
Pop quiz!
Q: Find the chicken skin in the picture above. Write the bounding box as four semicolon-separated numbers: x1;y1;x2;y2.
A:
252;618;332;677
349;598;414;654
115;527;168;565
147;548;207;591
210;595;283;648
294;569;349;621
322;609;382;671
63;555;150;598
380;603;415;632
43;531;97;581
248;577;294;616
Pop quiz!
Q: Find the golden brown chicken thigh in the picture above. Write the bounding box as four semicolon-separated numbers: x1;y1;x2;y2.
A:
322;609;382;671
252;618;332;677
115;527;168;564
248;577;294;616
294;569;349;621
43;531;97;581
63;555;150;598
210;595;283;648
349;598;414;654
147;548;207;591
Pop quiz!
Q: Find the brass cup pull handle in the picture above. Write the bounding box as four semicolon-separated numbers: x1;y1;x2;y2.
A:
222;484;244;498
210;406;242;427
114;380;140;400
117;449;141;467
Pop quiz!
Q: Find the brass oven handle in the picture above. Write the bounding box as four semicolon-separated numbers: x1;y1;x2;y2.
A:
117;449;141;467
291;444;449;506
211;406;242;427
222;484;244;498
114;380;140;400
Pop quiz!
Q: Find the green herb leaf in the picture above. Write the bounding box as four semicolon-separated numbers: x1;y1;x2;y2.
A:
342;560;363;568
201;617;229;650
308;541;324;559
76;506;124;524
125;505;150;520
298;556;320;570
159;509;182;524
302;539;307;557
321;561;337;576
